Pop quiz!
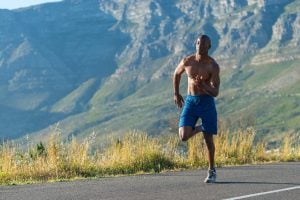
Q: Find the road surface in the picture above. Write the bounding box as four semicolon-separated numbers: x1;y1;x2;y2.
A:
1;162;299;200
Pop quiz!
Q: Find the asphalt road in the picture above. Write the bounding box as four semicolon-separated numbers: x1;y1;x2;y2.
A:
1;162;299;200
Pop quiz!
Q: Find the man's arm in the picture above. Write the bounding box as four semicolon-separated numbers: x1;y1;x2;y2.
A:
197;62;220;97
173;59;186;108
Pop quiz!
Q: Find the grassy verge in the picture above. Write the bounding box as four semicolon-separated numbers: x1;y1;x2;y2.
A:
0;128;299;185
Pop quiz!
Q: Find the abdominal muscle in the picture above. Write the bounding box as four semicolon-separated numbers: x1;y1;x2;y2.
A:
187;77;208;96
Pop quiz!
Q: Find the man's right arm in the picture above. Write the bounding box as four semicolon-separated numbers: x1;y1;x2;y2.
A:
173;58;186;108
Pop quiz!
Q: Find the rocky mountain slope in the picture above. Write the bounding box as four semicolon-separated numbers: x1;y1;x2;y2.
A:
0;0;299;143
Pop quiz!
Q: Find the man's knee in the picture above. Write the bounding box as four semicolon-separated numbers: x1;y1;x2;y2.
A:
179;129;187;141
179;127;190;142
180;135;188;142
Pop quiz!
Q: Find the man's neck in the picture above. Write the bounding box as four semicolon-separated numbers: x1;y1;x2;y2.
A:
195;53;208;61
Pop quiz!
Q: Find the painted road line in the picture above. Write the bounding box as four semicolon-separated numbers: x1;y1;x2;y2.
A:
223;185;300;200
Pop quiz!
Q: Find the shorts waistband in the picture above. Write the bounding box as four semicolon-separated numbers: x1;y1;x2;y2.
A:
187;94;213;98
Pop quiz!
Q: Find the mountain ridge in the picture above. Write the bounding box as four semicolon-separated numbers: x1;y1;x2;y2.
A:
0;0;299;143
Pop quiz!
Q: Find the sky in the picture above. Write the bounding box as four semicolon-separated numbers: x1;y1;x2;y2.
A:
0;0;62;9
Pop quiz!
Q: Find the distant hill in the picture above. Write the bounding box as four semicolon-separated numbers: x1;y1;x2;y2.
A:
0;0;299;143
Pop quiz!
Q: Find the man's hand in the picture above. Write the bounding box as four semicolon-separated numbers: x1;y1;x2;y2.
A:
194;75;209;94
194;75;204;87
194;75;216;96
174;93;184;108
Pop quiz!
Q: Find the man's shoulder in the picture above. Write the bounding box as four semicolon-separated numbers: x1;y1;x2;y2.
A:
208;56;219;68
182;54;195;65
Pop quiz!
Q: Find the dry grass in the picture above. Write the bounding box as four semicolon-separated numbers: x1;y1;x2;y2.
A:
0;128;299;185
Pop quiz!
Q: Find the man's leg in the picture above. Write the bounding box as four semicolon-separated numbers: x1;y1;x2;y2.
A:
203;132;217;183
203;133;215;169
179;125;203;141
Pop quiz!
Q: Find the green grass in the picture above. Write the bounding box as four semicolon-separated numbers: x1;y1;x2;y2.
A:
217;59;300;139
237;60;295;89
218;91;300;136
50;78;97;113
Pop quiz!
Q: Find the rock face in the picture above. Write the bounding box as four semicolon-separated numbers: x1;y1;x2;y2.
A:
0;0;299;140
98;0;299;77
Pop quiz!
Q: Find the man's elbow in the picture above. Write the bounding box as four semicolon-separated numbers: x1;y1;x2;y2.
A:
173;72;181;80
212;90;219;97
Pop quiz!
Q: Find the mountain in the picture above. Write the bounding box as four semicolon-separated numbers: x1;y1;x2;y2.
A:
0;0;299;144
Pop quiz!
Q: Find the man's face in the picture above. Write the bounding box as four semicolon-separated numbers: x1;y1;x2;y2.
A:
196;36;211;55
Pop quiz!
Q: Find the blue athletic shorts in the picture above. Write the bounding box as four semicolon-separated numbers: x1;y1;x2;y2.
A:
179;95;217;135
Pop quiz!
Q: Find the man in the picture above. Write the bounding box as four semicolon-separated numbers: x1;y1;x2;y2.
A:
173;34;220;183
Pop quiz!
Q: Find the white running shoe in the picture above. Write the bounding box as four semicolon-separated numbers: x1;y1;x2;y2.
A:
204;168;217;183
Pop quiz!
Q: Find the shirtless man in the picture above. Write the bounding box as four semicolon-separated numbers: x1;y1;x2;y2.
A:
173;34;220;183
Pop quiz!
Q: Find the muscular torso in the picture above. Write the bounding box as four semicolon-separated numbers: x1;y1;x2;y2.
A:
184;55;214;95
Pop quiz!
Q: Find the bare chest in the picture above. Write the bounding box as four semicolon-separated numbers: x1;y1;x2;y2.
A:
185;61;212;81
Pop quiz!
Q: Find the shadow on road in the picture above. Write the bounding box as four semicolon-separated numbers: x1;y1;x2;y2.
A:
215;181;300;186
